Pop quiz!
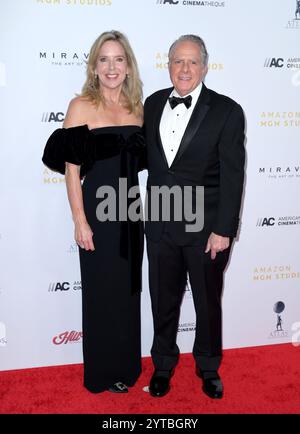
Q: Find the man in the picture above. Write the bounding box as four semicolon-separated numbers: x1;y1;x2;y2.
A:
143;35;245;399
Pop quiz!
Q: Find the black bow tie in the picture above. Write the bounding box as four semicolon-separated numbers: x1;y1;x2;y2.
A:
168;95;192;109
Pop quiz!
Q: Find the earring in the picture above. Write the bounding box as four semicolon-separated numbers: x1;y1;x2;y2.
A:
94;73;98;80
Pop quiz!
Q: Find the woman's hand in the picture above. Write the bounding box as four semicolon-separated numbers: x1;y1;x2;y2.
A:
75;220;95;251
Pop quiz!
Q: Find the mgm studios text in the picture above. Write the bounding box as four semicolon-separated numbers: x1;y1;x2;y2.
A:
95;178;204;233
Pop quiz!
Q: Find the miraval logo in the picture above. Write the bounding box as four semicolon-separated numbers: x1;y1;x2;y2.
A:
42;112;64;122
39;51;89;67
0;322;7;346
53;330;83;345
258;166;300;179
156;0;225;6
48;281;81;292
257;216;300;227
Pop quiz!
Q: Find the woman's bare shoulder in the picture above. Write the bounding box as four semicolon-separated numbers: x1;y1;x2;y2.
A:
64;96;95;128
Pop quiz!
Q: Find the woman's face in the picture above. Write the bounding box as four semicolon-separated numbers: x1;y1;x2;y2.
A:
95;40;128;92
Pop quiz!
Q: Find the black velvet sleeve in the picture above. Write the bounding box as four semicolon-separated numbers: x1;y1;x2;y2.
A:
42;125;91;178
42;125;147;179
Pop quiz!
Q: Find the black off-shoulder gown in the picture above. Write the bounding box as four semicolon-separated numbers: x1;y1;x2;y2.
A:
42;125;145;393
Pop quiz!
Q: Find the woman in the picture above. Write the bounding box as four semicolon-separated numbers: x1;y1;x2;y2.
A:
42;31;145;393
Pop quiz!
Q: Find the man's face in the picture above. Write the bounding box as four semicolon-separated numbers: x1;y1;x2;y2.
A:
168;41;207;96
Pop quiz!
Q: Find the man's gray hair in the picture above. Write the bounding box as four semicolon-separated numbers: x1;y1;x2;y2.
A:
168;34;209;66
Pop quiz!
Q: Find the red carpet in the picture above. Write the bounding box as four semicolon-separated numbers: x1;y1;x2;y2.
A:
0;343;299;414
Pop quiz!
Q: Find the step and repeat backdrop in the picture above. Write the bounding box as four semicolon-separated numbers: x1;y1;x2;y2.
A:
0;0;299;370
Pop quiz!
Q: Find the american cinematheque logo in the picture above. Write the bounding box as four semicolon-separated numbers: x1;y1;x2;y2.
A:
263;57;300;69
42;112;65;123
178;322;196;333
156;0;225;6
256;216;300;227
286;0;300;28
48;281;81;292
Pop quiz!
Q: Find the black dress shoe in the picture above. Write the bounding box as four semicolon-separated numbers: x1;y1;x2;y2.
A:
108;382;128;393
197;369;223;399
149;370;173;397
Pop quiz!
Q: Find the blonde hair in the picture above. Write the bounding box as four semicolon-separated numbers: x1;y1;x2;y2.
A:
81;30;143;117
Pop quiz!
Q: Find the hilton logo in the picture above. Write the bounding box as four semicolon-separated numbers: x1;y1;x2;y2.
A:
53;330;83;345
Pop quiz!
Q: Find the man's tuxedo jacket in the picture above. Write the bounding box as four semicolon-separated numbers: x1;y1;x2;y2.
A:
143;83;245;245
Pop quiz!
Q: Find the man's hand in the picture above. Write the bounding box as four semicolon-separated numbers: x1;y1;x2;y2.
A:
205;232;229;260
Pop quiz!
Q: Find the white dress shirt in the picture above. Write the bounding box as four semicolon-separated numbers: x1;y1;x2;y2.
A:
159;83;202;167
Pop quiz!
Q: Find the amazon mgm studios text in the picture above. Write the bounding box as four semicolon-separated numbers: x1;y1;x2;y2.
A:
95;178;204;233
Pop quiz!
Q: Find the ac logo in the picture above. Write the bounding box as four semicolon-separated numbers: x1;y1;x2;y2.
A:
264;58;284;68
257;217;275;227
48;282;70;291
157;0;179;4
42;112;65;122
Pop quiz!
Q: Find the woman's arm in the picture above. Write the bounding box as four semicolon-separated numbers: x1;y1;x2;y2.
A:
64;98;95;251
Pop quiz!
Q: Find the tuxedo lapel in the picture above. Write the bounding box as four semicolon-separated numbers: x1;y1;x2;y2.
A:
171;84;211;167
153;88;172;168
